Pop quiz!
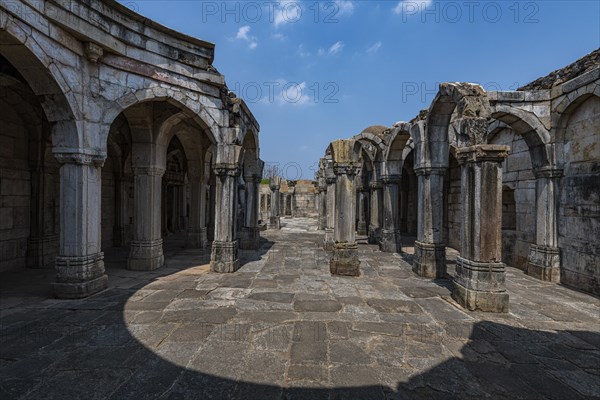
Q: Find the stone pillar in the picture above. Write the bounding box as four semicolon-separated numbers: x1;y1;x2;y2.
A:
368;181;383;244
237;181;246;235
527;167;563;282
324;176;336;251
413;167;446;278
240;174;261;250
356;181;369;236
288;181;297;217
186;169;208;248
210;145;242;273
128;166;165;271
269;177;281;229
27;164;58;268
207;177;216;242
452;145;510;313
330;140;360;276
53;152;107;299
112;176;131;247
318;180;327;230
380;175;402;253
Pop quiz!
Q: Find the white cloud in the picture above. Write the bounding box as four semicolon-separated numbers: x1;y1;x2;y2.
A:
393;0;433;15
280;82;312;106
367;41;382;53
274;0;301;27
334;0;356;17
297;44;311;58
272;33;287;41
328;41;344;55
235;25;258;49
318;48;326;56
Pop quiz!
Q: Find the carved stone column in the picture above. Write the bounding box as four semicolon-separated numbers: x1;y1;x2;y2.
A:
128;166;165;271
210;145;242;272
53;152;107;298
288;180;297;217
380;175;402;253
330;140;360;276
355;178;368;236
452;145;510;313
527;166;563;283
240;174;261;250
27;162;58;268
187;167;208;249
324;175;336;251
413;167;446;278
112;176;131;247
368;181;383;244
269;177;281;230
318;180;328;230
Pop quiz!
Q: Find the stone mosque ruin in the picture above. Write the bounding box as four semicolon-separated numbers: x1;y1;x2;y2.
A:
0;1;598;398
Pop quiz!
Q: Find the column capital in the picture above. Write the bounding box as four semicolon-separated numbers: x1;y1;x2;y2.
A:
54;151;106;167
269;184;280;191
455;144;510;164
214;164;241;177
133;166;166;176
381;175;401;184
325;177;336;185
414;166;446;176
333;163;359;176
245;174;262;183
369;181;383;190
533;166;563;179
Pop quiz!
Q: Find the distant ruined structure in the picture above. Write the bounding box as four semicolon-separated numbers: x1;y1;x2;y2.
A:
317;50;600;311
0;0;262;298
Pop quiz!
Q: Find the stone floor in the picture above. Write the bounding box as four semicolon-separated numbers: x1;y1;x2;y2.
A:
1;217;599;399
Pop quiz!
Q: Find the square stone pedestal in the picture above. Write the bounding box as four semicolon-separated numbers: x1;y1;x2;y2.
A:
211;240;240;273
412;241;446;278
527;245;560;283
368;227;381;245
330;243;360;276
452;256;509;313
323;228;334;251
53;253;108;299
128;239;165;271
186;228;208;249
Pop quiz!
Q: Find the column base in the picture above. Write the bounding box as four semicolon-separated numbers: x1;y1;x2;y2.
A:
53;253;107;299
527;245;560;283
368;227;381;244
330;243;360;276
412;241;446;278
357;221;368;236
186;228;208;249
380;230;401;253
128;239;164;271
269;216;281;230
323;228;334;251
211;240;240;273
452;256;508;313
240;227;261;250
27;235;58;269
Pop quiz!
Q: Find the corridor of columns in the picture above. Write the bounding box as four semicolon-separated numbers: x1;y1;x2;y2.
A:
1;216;599;399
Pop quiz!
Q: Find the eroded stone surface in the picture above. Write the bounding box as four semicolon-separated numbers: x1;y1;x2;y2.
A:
1;218;599;399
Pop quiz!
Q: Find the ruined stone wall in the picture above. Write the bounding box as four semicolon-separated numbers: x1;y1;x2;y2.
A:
489;128;536;270
291;181;318;217
559;96;600;294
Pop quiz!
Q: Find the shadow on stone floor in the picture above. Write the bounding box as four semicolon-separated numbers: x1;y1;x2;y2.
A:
1;274;599;399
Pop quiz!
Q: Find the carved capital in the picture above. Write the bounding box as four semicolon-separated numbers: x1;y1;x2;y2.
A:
533;166;563;179
133;166;166;177
214;164;241;177
455;144;510;164
54;152;106;167
414;166;446;176
369;181;383;190
84;42;104;63
381;175;401;184
333;164;359;176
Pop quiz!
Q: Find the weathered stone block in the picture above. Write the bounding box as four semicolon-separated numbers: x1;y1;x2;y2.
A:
210;240;239;273
412;241;446;278
330;243;360;277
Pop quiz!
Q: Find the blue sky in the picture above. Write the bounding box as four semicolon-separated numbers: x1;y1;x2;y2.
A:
123;0;600;179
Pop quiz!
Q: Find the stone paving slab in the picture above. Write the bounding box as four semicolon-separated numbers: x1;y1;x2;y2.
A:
1;217;599;399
